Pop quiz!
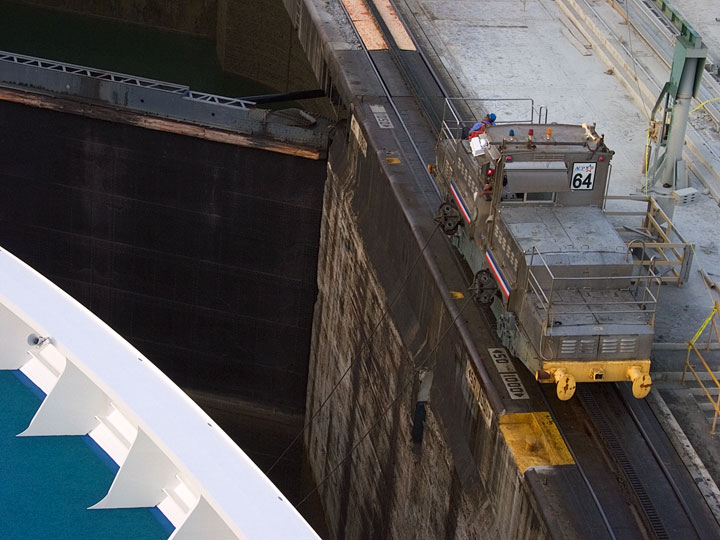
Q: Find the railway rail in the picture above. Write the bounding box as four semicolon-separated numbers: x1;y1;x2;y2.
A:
585;384;720;538
544;382;720;539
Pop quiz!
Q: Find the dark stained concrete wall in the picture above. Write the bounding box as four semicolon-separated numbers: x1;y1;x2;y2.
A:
305;107;552;539
292;4;597;533
216;0;318;94
0;100;325;413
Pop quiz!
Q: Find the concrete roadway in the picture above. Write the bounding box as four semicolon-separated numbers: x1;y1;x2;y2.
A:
392;0;720;508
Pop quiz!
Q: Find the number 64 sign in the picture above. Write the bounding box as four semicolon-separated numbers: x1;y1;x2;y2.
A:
571;162;596;190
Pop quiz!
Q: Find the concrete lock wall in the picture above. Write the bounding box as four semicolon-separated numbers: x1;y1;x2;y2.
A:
305;107;551;538
216;0;316;92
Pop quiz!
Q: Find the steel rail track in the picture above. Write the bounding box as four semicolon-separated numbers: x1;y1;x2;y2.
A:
363;0;446;131
613;384;706;535
578;386;672;539
336;0;482;289
337;0;442;205
542;380;720;539
576;384;719;539
538;387;619;540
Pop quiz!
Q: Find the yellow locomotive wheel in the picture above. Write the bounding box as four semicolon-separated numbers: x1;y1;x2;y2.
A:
627;366;652;398
631;373;652;399
555;373;576;401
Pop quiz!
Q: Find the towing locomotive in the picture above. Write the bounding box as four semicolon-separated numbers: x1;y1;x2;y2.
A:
431;105;662;400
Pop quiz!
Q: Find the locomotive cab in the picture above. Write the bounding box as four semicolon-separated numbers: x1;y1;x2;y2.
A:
434;117;659;400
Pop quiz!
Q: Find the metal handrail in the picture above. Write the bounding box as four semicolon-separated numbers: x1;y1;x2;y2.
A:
440;97;537;137
604;195;694;285
0;50;256;110
0;51;189;93
527;248;553;307
536;105;548;124
528;246;661;284
526;247;662;328
682;302;720;432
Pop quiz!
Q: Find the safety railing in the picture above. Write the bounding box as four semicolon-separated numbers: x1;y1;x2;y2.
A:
0;51;257;110
604;195;693;285
682;300;720;433
440;97;538;142
0;50;333;154
526;247;662;330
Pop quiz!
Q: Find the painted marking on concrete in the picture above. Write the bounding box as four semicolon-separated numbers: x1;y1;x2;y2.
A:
466;359;482;404
465;359;493;428
647;390;720;522
484;250;511;299
499;412;574;473
489;348;528;400
350;115;367;157
341;0;388;51
370;104;394;129
384;150;401;164
371;0;417;51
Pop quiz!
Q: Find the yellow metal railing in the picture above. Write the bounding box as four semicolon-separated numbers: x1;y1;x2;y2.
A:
682;300;720;433
604;196;693;285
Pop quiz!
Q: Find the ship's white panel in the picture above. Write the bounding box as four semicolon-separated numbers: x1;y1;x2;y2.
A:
158;492;189;528
156;477;200;527
89;421;131;466
0;303;35;369
87;403;138;466
19;359;109;436
169;497;240;540
36;342;66;376
91;429;178;509
19;354;56;395
172;480;199;511
19;342;69;395
105;405;137;445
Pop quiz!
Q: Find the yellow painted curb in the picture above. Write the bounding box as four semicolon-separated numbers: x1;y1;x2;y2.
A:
499;412;574;473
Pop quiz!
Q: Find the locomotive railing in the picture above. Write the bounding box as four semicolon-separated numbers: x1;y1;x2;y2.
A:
526;247;662;329
440;97;538;141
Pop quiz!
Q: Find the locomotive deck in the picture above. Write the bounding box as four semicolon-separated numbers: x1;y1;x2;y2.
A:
534;288;653;328
500;206;630;268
